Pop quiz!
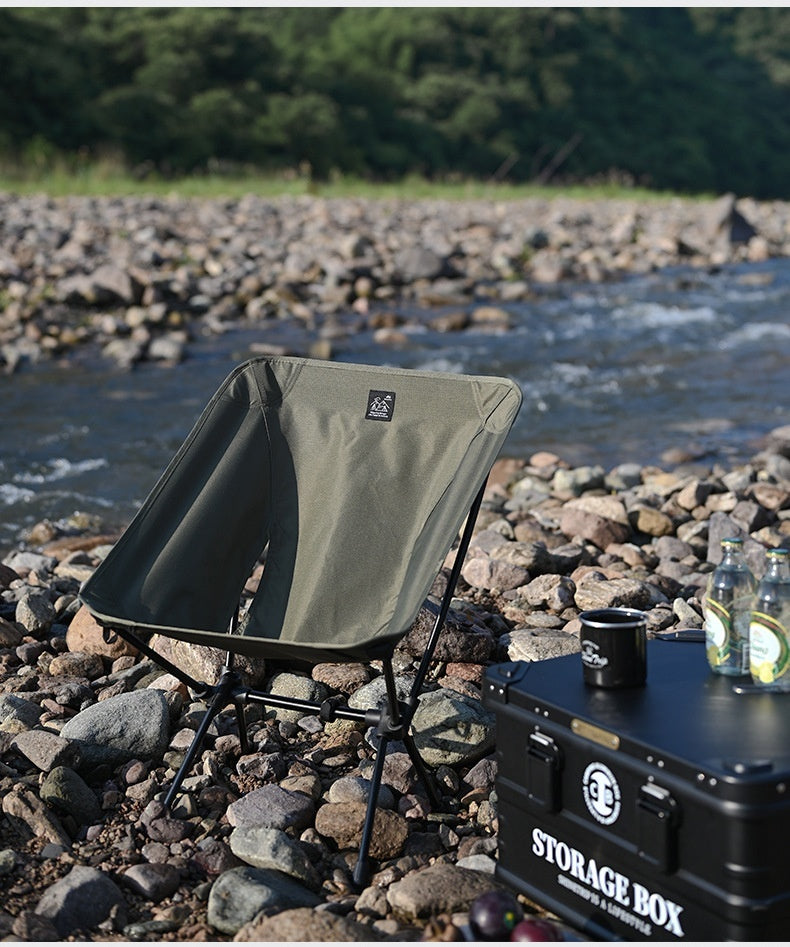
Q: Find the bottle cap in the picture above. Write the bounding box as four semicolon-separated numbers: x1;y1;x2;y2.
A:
722;537;743;547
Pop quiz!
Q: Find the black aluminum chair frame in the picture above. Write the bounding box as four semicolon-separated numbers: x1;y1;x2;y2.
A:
106;479;487;887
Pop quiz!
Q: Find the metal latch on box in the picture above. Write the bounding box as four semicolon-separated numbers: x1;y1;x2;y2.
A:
485;661;528;703
637;782;680;873
527;731;563;813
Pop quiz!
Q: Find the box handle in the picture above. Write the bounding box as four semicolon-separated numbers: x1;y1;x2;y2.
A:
527;731;564;813
637;782;680;873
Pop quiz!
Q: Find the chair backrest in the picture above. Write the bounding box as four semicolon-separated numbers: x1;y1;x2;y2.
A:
80;357;522;657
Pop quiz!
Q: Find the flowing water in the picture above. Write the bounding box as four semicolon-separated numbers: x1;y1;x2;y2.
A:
2;258;789;547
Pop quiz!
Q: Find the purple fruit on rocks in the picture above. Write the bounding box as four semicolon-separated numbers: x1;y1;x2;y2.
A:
469;890;524;940
510;918;562;941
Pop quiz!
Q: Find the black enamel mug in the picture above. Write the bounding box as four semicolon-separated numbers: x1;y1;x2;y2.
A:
579;607;648;688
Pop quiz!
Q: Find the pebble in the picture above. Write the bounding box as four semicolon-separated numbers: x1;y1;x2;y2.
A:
0;849;16;876
123;918;182;940
39;765;103;827
121;863;182;902
0;694;43;734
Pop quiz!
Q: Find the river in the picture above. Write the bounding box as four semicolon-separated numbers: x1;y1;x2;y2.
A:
2;258;789;547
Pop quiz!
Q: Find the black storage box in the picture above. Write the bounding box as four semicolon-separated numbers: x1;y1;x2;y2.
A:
484;640;790;941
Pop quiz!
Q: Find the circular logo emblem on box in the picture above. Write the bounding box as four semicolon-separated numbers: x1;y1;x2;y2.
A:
582;761;621;825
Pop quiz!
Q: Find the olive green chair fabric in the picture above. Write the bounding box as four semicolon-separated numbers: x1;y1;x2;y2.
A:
79;355;522;886
80;356;522;663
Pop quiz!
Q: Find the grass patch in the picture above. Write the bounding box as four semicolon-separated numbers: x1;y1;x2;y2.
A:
0;157;710;203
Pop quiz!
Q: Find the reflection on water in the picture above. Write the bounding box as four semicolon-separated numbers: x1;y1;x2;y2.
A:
2;259;789;544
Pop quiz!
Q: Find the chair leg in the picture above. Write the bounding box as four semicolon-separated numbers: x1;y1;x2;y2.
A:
163;667;239;810
402;730;441;809
352;732;389;889
234;699;251;755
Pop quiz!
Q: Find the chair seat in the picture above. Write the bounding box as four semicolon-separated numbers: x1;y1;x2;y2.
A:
80;356;522;660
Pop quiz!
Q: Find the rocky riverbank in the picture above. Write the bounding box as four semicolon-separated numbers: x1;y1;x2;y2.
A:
1;189;789;372
1;426;789;941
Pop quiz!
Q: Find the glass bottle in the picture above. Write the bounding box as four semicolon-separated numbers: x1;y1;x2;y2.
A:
749;548;790;689
704;537;757;675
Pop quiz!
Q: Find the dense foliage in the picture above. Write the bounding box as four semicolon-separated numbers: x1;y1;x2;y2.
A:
2;7;790;197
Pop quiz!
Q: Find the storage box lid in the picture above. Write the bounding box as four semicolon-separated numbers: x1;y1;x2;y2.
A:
486;641;790;796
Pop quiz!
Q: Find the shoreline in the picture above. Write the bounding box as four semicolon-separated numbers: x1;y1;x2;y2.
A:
1;432;789;940
2;190;789;373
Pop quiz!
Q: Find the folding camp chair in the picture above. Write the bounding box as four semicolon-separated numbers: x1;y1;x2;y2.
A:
79;355;522;885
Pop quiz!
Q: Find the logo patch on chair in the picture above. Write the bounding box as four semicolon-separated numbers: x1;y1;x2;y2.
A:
365;390;396;421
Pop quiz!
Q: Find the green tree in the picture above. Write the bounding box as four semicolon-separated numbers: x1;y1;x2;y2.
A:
3;7;790;195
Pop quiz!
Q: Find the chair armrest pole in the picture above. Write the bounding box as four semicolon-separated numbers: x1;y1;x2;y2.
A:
408;477;488;706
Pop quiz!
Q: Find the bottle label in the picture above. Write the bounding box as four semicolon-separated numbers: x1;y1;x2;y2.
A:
749;612;790;683
705;597;731;666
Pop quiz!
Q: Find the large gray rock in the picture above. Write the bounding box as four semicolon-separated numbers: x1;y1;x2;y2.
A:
327;773;395;809
11;729;81;772
226;785;315;833
700;192;756;245
516;574;577;612
267;671;328;723
60;688;170;768
560;505;630;550
573;574;659;612
34;865;126;937
315;801;408;860
149;635;267;688
707;511;768;576
3;551;57;574
386;862;503;919
502;628;580;663
120;863;181;902
391;246;446;283
348;673;414;711
461;555;530;591
399;605;493;664
233;906;374;942
207;867;320;935
552;465;605;496
412;688;495;767
229;826;321;889
58;263;137;306
0;615;22;647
